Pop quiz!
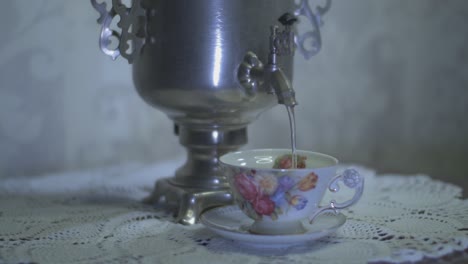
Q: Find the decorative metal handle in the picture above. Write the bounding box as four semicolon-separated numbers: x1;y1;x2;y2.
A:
309;168;364;223
294;0;332;60
91;0;146;64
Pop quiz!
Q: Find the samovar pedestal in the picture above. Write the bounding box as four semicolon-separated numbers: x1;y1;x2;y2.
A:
146;179;232;225
144;126;246;224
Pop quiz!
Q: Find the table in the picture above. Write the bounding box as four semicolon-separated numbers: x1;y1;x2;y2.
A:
0;161;467;264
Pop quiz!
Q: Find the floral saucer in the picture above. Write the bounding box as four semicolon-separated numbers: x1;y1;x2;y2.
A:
200;206;346;248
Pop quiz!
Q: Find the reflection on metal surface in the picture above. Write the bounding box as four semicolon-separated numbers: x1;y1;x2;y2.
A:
212;27;223;87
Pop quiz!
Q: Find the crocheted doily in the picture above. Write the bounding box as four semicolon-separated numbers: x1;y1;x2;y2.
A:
0;162;466;263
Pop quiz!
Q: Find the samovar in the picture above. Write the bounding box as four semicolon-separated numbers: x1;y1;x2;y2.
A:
91;0;330;224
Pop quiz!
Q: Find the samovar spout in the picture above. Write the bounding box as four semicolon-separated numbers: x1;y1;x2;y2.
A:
267;16;298;107
238;19;299;107
268;69;297;107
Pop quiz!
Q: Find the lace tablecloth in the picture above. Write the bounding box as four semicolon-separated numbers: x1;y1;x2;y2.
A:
0;161;467;264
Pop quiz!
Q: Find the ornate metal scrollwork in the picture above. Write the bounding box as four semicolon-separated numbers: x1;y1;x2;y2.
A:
294;0;332;60
91;0;146;64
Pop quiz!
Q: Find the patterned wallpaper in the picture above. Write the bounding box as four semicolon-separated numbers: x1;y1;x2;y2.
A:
0;1;467;191
0;1;181;177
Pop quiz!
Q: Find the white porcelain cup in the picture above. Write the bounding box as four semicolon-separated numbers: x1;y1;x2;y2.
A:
220;149;364;235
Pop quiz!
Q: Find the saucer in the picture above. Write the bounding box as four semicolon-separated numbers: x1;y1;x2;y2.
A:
200;206;346;248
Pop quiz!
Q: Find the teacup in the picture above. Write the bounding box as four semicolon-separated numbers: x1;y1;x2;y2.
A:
219;149;364;235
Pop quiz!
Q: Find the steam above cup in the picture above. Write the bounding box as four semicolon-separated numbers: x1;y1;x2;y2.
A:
220;149;364;235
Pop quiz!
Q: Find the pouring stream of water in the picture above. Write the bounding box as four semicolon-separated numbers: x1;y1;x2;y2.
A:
286;106;297;169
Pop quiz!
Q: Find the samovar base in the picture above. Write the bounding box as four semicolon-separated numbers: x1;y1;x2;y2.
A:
144;126;246;224
144;178;232;225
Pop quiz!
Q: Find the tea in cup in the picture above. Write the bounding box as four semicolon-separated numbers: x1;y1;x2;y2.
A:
219;149;364;235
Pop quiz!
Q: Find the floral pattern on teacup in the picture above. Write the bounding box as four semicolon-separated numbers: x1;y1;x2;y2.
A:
232;169;319;221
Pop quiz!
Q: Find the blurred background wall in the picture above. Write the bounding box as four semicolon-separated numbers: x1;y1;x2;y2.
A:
0;1;467;193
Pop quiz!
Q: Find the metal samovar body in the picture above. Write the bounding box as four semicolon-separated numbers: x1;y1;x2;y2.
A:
91;0;330;224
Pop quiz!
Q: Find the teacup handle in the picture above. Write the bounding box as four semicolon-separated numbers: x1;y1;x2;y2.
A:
309;168;364;223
